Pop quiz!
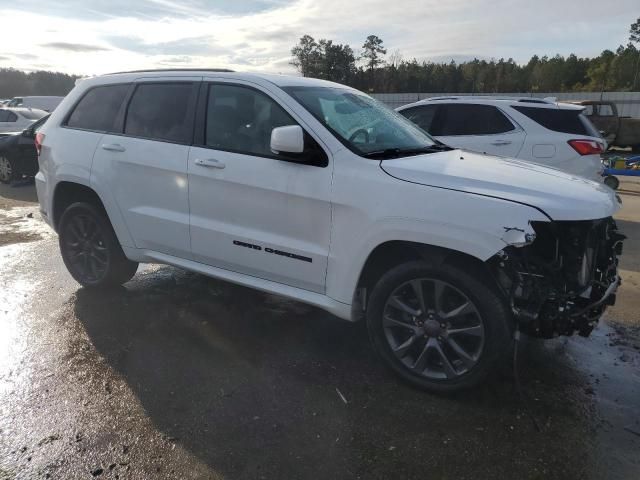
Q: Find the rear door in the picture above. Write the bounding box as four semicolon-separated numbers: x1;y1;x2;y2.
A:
433;103;525;157
91;78;199;259
187;80;332;293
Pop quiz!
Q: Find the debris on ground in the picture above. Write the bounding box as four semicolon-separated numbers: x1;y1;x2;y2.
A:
335;387;348;404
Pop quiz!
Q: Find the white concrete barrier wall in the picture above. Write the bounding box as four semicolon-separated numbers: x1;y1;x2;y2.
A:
371;92;640;118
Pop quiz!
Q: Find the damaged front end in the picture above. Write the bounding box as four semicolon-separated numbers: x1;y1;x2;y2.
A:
490;218;625;338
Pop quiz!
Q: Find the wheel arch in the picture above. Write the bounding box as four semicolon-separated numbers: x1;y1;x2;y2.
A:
351;240;496;318
51;181;134;250
52;180;106;231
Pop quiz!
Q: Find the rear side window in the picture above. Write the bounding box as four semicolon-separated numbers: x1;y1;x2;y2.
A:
66;84;129;132
436;104;515;136
513;106;596;136
125;83;195;144
399;105;438;133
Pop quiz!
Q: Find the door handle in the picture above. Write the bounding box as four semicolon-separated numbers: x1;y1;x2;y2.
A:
101;143;126;152
195;158;226;169
491;140;512;146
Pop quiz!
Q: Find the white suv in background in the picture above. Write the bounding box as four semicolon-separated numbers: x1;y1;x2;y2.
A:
397;96;605;181
36;71;622;392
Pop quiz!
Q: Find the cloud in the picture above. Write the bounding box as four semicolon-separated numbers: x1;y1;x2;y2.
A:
4;0;288;20
0;0;638;76
42;42;110;52
11;53;39;60
103;34;232;56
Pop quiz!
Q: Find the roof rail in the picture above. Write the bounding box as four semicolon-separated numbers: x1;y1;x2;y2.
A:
517;98;552;104
427;96;460;101
105;68;235;75
423;95;556;104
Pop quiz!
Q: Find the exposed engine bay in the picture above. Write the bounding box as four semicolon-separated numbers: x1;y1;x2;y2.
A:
490;217;625;338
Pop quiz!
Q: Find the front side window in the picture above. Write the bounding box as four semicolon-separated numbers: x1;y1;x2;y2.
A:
437;104;515;136
205;84;298;157
125;83;195;144
283;86;438;157
66;85;129;132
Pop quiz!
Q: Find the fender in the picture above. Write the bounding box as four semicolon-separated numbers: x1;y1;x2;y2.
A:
326;209;548;305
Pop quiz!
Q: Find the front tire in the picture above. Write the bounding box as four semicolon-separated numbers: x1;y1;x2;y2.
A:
366;261;511;393
0;155;16;184
58;202;138;288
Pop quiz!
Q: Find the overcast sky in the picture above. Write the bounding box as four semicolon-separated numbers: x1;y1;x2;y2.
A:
0;0;637;75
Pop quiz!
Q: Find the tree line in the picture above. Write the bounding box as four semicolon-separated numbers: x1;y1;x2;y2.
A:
1;18;638;98
0;68;78;99
291;18;640;93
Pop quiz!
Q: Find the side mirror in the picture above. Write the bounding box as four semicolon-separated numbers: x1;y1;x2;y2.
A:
271;125;304;154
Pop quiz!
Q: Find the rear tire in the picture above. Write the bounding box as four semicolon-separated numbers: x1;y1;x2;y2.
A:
366;261;511;393
0;155;16;184
58;202;138;288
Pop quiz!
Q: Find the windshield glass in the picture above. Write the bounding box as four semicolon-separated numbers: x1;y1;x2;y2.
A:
283;86;437;156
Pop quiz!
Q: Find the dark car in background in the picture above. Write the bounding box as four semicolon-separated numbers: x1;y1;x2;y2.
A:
0;114;49;183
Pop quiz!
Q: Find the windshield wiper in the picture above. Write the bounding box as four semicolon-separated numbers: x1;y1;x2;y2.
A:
363;144;452;159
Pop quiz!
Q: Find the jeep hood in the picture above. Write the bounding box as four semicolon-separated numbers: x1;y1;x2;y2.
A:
380;149;621;221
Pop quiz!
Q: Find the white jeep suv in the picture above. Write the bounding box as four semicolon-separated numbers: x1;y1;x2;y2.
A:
396;96;605;181
36;70;623;392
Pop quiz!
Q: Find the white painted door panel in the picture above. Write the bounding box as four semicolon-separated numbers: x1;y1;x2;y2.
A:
92;135;192;258
436;131;525;157
188;147;332;293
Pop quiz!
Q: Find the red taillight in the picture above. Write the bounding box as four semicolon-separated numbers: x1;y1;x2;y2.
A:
568;139;604;156
35;132;45;156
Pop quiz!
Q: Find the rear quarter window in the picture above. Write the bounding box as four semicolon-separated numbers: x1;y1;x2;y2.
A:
66;84;130;133
512;106;599;136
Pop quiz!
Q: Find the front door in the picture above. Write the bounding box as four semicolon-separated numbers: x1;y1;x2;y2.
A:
188;81;332;293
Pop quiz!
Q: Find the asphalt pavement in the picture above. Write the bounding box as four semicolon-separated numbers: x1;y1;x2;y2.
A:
0;180;638;480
